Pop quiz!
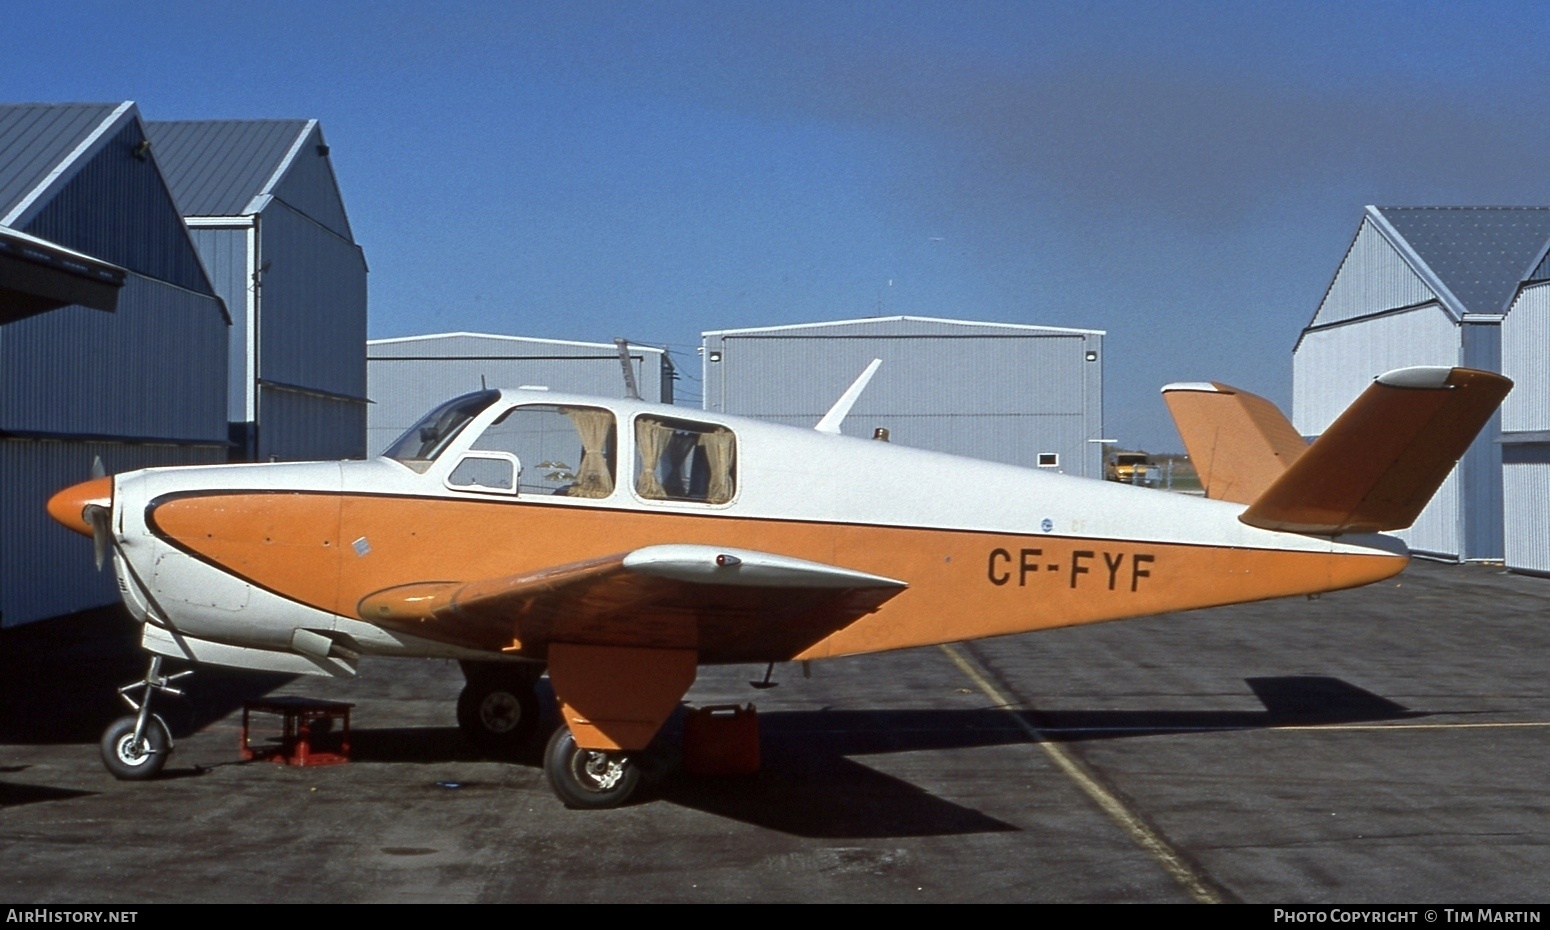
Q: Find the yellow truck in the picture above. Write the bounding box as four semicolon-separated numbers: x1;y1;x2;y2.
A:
1106;452;1150;484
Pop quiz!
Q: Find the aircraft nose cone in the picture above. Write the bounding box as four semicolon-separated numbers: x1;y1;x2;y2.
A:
47;476;112;537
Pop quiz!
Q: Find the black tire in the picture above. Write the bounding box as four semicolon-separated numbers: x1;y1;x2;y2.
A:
456;679;540;757
100;715;171;781
543;727;640;809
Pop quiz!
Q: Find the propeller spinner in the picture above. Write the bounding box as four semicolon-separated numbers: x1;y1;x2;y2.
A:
47;475;114;570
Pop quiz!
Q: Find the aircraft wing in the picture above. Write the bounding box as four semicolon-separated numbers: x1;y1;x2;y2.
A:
356;544;908;662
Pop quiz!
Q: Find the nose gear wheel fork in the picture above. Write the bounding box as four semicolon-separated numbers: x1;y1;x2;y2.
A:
100;655;191;780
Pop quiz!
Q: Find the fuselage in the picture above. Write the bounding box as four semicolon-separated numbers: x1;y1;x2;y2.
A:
53;388;1409;672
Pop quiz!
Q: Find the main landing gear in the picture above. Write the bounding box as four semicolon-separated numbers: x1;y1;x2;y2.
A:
543;727;640;810
100;655;190;780
456;661;543;758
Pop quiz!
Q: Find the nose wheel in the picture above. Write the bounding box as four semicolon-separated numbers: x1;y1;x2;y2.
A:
100;655;189;781
101;715;170;780
543;728;640;809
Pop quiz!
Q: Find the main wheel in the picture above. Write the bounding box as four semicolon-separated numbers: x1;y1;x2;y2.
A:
100;715;171;781
457;678;540;758
543;727;640;809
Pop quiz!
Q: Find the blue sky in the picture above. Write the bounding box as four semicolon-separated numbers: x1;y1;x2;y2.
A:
7;1;1549;450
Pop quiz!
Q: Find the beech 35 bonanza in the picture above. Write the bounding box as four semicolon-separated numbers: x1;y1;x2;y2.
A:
48;364;1509;808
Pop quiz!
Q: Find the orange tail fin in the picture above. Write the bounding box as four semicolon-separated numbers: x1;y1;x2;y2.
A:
1238;367;1510;535
1161;381;1308;505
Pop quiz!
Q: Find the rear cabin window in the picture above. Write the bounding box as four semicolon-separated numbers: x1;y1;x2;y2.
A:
463;404;617;498
634;415;736;504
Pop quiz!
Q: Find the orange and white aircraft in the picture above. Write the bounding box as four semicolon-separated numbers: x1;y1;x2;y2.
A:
47;364;1508;808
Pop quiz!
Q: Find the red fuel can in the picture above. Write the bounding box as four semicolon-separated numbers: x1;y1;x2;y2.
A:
682;704;760;777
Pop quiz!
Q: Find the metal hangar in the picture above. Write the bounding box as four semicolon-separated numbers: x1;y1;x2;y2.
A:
147;118;368;463
0;102;230;627
1293;206;1550;567
700;315;1107;479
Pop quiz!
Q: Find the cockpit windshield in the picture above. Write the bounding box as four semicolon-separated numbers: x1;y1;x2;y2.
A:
383;389;500;473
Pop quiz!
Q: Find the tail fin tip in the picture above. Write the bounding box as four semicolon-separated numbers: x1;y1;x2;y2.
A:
1162;380;1307;505
1239;366;1511;535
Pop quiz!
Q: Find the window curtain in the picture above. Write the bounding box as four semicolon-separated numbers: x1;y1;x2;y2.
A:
635;418;673;498
566;408;614;499
700;428;735;504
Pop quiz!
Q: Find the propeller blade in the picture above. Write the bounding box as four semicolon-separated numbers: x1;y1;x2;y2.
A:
91;455;106;480
84;504;111;571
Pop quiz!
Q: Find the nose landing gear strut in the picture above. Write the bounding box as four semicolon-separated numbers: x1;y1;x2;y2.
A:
100;655;191;780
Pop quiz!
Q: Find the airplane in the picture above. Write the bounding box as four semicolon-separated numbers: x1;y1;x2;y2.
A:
46;363;1510;809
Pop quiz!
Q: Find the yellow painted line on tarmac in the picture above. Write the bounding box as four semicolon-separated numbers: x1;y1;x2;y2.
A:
1022;720;1550;736
1274;721;1550;732
939;643;1227;905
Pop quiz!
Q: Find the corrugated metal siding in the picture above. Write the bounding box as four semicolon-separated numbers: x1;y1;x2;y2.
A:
1397;469;1462;559
734;412;1092;476
257;385;366;462
366;351;668;455
1293;305;1459;433
712;334;1088;416
269;125;353;240
145;120;308;217
1309;219;1438;329
1293;305;1462;558
1502;282;1550;432
704;326;1104;478
256;200;366;399
0;273;228;441
0;104;120;218
1504;444;1550;574
0;438;225;627
22;120;212;296
187;226;252;421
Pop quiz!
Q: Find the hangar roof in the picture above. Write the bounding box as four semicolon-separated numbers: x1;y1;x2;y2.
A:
0;102;134;224
703;315;1104;339
145;119;313;218
368;332;668;358
1372;206;1550;317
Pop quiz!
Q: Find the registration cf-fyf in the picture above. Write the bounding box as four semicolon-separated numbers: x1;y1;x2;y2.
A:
47;364;1508;808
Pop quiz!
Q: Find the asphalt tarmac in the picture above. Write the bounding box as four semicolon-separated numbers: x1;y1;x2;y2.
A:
3;559;1550;904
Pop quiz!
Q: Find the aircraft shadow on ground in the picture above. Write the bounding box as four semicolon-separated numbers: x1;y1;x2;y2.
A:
0;606;295;745
654;675;1427;837
1026;675;1429;739
0;646;1430;838
346;726;494;765
0;780;96;808
325;675;1429;839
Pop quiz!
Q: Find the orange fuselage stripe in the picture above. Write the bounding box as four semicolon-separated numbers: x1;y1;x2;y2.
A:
148;492;1407;662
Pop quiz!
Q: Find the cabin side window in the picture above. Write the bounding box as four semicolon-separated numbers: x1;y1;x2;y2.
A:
383;389;501;473
634;416;736;504
465;404;617;498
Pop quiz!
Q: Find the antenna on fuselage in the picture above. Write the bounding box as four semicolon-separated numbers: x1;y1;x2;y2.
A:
615;338;642;400
815;358;882;435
